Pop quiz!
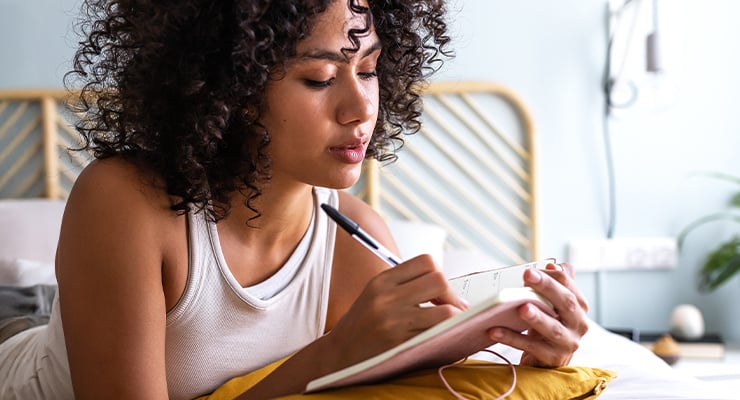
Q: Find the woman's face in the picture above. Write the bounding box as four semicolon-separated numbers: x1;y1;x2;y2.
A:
260;0;380;191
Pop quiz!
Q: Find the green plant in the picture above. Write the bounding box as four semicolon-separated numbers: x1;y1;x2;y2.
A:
677;172;740;292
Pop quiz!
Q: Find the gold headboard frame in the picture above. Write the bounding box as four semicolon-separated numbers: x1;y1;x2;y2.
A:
356;81;539;264
0;82;537;264
0;89;88;199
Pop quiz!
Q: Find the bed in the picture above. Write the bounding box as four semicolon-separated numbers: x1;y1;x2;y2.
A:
0;84;734;399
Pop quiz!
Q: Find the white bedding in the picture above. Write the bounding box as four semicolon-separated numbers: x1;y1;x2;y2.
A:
465;318;733;399
573;321;734;399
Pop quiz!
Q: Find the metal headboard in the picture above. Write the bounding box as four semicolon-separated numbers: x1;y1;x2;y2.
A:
354;81;539;264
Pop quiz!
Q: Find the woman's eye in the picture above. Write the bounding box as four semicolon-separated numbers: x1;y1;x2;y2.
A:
304;78;334;88
359;71;377;80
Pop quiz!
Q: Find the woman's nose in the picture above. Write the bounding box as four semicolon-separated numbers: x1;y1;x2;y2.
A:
336;79;376;126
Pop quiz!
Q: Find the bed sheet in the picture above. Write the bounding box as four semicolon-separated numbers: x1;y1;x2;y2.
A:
471;319;734;400
572;322;735;400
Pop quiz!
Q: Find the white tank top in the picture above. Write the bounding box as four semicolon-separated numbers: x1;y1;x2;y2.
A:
165;187;337;399
0;187;337;400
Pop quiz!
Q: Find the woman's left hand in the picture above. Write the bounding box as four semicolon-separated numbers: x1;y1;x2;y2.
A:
487;262;590;367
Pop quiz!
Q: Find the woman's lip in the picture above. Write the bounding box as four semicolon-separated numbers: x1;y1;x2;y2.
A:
332;137;367;149
329;142;367;164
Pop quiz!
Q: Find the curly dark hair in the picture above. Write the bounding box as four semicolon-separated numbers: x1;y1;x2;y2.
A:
65;0;452;221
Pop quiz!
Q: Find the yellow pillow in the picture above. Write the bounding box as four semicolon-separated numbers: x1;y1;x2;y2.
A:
197;358;616;400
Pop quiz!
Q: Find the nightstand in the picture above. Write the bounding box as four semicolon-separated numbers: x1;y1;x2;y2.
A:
672;344;740;392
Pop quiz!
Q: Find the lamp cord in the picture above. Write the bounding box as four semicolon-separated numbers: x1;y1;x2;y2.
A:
603;0;640;240
596;0;641;325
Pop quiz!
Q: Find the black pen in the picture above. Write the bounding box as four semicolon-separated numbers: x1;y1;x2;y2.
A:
320;203;402;267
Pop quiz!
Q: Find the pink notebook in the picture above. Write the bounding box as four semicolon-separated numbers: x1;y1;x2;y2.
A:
305;259;557;393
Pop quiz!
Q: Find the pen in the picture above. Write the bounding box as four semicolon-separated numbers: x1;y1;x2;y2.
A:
320;203;402;267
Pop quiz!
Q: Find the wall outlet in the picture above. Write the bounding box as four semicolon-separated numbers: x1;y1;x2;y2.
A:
568;237;678;272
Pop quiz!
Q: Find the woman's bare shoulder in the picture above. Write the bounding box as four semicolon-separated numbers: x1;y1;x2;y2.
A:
58;157;182;266
336;190;397;251
68;157;175;219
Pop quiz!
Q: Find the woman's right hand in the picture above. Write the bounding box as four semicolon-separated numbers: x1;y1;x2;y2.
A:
322;254;469;371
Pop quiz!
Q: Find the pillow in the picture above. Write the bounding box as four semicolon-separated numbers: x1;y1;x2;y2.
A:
442;248;506;280
0;258;57;286
198;358;616;400
0;199;65;264
386;219;447;266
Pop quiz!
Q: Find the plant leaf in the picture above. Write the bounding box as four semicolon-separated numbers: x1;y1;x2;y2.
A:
698;237;740;292
702;255;740;292
731;191;740;208
693;171;740;186
677;213;740;249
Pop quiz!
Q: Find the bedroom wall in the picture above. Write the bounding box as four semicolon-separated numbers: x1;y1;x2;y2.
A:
434;0;740;342
0;0;77;88
2;0;740;343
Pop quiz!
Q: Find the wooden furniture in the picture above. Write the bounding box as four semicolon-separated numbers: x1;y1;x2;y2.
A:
0;81;538;265
355;81;538;264
0;89;89;199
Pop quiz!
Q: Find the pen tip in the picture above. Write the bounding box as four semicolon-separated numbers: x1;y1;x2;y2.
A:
320;203;359;232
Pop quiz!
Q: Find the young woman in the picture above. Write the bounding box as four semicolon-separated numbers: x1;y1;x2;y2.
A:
0;0;589;399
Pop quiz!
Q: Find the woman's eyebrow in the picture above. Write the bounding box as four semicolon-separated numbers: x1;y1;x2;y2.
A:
294;40;382;64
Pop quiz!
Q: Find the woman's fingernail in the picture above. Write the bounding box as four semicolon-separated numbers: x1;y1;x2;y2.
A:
527;268;542;284
458;296;470;309
523;303;536;319
491;328;504;339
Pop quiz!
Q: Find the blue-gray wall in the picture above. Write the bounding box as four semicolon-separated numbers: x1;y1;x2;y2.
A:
2;0;739;342
436;0;740;342
0;0;78;88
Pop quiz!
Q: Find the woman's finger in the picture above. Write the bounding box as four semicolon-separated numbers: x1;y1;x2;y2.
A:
376;255;469;311
524;268;589;336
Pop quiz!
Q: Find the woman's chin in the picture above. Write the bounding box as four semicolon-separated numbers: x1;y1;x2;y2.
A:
326;179;360;191
324;173;363;190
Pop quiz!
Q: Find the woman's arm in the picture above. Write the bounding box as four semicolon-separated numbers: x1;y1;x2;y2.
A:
56;159;177;399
